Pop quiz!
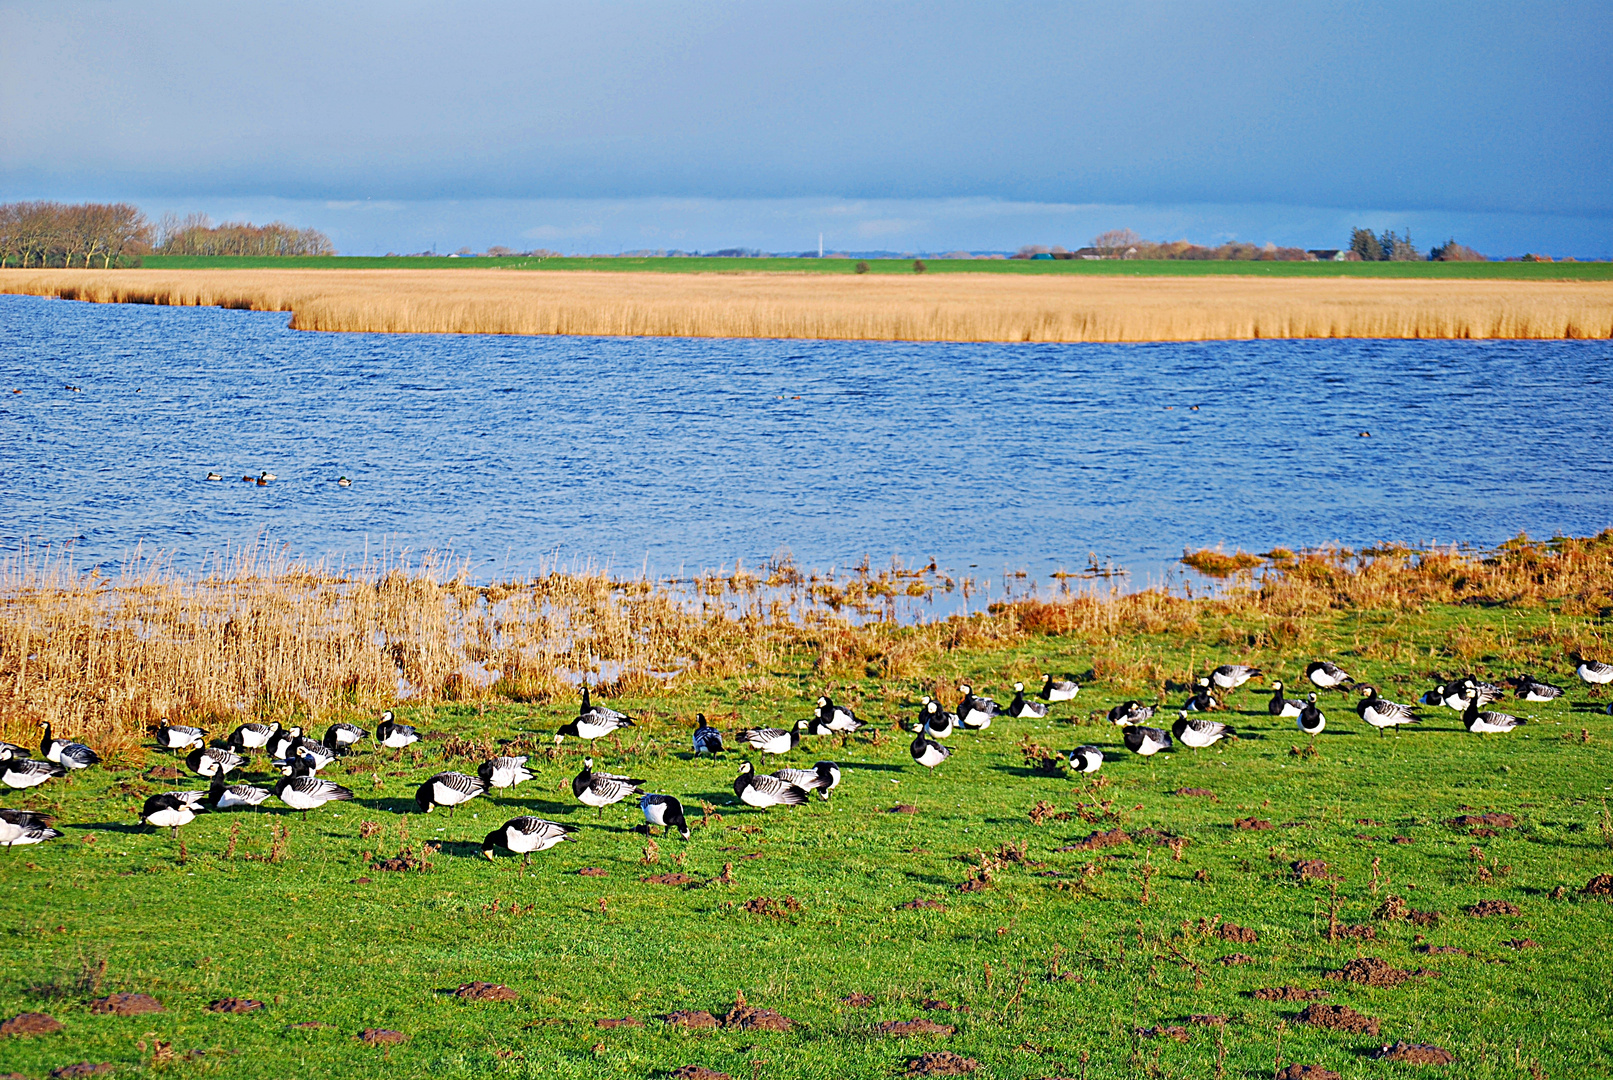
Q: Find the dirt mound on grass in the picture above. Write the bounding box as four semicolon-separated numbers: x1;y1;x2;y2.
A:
577;867;608;877
1275;1066;1341;1080
1373;1041;1456;1064
1450;813;1515;830
207;997;263;1013
1372;897;1441;925
1173;787;1214;798
874;1019;955;1036
144;766;182;780
2;1011;63;1035
1466;899;1520;917
1136;1025;1189;1041
1252;987;1329;1002
1216;953;1253;965
740;896;802;917
1189;1014;1228;1027
358;1028;408;1044
1325;957;1436;987
1581;874;1613;896
889;804;919;814
1217;922;1258;944
842;994;876;1007
722;1004;794;1032
1292;860;1333;882
1296;1003;1380;1036
670;1067;730;1080
454;982;518;1002
596;1017;642;1028
1233;817;1271;830
88;994;163;1016
50;1065;114;1079
642;873;699;886
906;1051;979;1075
1416;945;1466;956
1504;938;1540;949
662;1010;719;1029
1069;828;1128;851
900;899;948;911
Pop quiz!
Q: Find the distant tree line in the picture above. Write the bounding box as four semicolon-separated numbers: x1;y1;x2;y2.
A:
1012;227;1493;263
0;201;152;267
154;213;334;257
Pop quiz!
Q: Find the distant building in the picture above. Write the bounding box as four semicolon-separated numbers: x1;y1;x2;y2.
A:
1308;249;1345;261
1030;252;1054;260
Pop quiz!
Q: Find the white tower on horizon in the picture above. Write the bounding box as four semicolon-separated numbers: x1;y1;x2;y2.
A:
819;233;824;258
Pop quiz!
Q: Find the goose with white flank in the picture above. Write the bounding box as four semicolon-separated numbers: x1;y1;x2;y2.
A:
140;792;199;837
1107;701;1154;726
815;695;863;732
1007;682;1048;719
206;775;270;811
915;699;955;738
1306;660;1355;691
1171;711;1235;749
957;685;1000;729
1297;693;1326;736
155;720;205;752
226;721;280;754
375;712;420;751
734;760;810;807
1;758;64;789
909;725;953;771
478;755;534;792
1575;657;1613;687
39;722;100;770
771;760;841;801
1039;673;1080;702
1210;664;1262;692
1267;681;1305;718
1185;678;1220;712
416;771;488;814
1356;685;1421;735
1461;688;1526;734
0;817;61;848
0;741;30;762
284;736;336;773
482;816;575;871
639;793;691;839
734;719;806;755
0;808;53;829
1510;674;1565;702
571;758;643;814
1420;683;1456;708
322;722;368;752
273;763;354;818
692;714;725;757
266;726;303;760
1122;725;1172;756
558;687;637;741
804;716;843;737
187;746;246;779
1068;745;1104;773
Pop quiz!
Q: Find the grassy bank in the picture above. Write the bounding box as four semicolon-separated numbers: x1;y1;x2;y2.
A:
1;538;1612;1078
4;268;1610;342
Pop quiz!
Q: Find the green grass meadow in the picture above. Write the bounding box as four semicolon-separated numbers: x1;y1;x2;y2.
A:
3;601;1612;1079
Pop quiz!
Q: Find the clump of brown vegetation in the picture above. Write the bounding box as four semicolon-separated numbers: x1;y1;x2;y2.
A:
1181;549;1263;577
739;896;802;918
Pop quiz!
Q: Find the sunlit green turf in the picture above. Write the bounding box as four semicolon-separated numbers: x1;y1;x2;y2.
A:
3;601;1611;1079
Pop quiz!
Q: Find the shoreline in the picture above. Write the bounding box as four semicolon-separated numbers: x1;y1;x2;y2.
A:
4;267;1611;341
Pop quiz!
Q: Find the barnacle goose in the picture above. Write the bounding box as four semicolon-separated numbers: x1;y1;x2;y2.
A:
226;721;279;754
416;771;488;813
155;720;205;752
1575;657;1613;686
1510;674;1564;702
375;712;420;750
1306;661;1354;691
572;758;643;813
1460;677;1508;706
734;761;809;806
206;775;270;811
267;725;303;760
1;758;64;789
1356;685;1421;735
186;746;246;779
1420;683;1455;708
140;792;198;836
285;736;336;772
0;808;53;829
1122;725;1172;756
1068;745;1104;773
957;685;1000;729
0;741;30;762
1172;711;1235;748
640;793;691;839
1039;673;1080;702
909;725;952;771
771;761;841;801
1107;701;1154;726
558;687;637;740
916;698;957;738
692;714;725;756
1267;681;1305;718
1185;678;1220;712
735;720;805;755
478;755;534;791
482;816;575;869
1210;664;1262;691
39;723;100;770
1461;688;1526;734
322;722;368;752
273;763;354;817
1297;693;1326;736
805;716;841;736
0;818;61;847
1007;682;1048;719
815;695;864;731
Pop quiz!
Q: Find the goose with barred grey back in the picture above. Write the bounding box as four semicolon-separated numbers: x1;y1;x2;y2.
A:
273;762;354;818
186;746;246;779
1297;693;1326;736
815;696;863;732
1068;745;1104;773
482;816;575;871
1461;688;1526;734
0;817;61;848
1;758;63;789
1108;701;1153;726
416;771;488;814
1007;682;1048;719
692;715;725;757
226;721;279;754
0;742;29;762
322;722;368;752
572;759;643;814
207;775;270;811
1509;674;1564;702
1210;664;1262;692
771;761;841;801
1122;725;1172;756
375;712;420;750
916;698;956;738
1267;681;1305;718
139;792;198;837
1185;678;1220;712
1171;711;1234;749
1039;674;1080;702
1356;685;1421;735
478;755;534;792
957;685;1000;729
735;720;806;755
155;720;205;753
1576;657;1613;687
1306;661;1354;691
640;794;691;839
39;722;99;770
734;760;810;807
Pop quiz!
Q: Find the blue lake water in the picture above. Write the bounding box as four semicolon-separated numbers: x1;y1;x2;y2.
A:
3;292;1612;593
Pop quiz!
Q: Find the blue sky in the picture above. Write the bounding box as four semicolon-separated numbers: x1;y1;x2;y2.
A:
2;2;1609;256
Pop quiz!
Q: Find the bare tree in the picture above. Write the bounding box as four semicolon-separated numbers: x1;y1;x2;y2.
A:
1090;228;1143;258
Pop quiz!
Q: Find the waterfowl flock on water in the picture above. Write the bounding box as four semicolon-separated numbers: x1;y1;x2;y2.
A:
2;656;1611;859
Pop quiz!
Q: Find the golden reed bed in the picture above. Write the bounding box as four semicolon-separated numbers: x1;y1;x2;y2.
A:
3;267;1611;341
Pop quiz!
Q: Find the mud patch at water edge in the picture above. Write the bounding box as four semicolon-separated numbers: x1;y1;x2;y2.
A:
88;993;163;1016
662;1010;719;1029
207;997;263;1013
1;1012;63;1035
1252;987;1330;1002
874;1019;955;1036
1374;1041;1456;1064
454;982;519;1002
1326;957;1438;988
1465;899;1520;917
906;1051;979;1076
1295;1003;1380;1036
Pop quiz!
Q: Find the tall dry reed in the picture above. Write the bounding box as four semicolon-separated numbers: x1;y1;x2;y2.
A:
3;268;1610;341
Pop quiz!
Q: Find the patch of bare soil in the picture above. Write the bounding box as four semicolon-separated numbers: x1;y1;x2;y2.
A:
1465;899;1520;917
1216;953;1253;965
1504;938;1540;949
740;896;801;918
1252;987;1330;1002
1233;817;1271;830
841;994;876;1007
289;1022;331;1030
1070;828;1128;851
596;1017;642;1028
641;873;699;886
144;766;182;780
670;1067;731;1080
1325;957;1437;988
372;853;431;872
1416;945;1466;956
50;1065;114;1079
1373;1042;1456;1064
1136;1025;1189;1041
1189;1014;1227;1027
1408;909;1442;926
900;899;948;911
88;994;163;1016
1335;923;1376;940
1450;813;1515;830
1292;859;1333;882
889;804;919;814
1581;874;1613;896
1296;1003;1380;1036
358;1028;408;1045
207;998;263;1013
1217;922;1258;944
874;1019;955;1036
1275;1066;1342;1080
2;1011;63;1035
1372;896;1441;925
906;1051;979;1076
1173;787;1214;798
662;1010;719;1029
722;1004;794;1032
577;867;608;877
455;982;518;1002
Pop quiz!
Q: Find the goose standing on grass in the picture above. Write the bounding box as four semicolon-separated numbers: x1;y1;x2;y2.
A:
559;686;638;741
734;761;810;807
0;808;53;830
273;762;354;818
692;715;725;757
187;746;246;779
38;723;100;770
735;720;805;755
1462;677;1508;705
375;712;420;751
1575;657;1613;687
267;726;303;760
1267;681;1305;718
206;775;270;811
1172;711;1234;748
571;758;643;814
226;721;279;755
1185;678;1220;712
1356;685;1421;735
140;792;199;837
1068;745;1104;773
816;695;863;731
416;771;488;814
1306;661;1354;691
1122;724;1172;756
1461;688;1526;734
155;720;205;753
640;794;691;839
957;685;1000;729
771;761;841;801
909;725;953;771
1007;682;1048;719
482;816;575;871
1;758;64;789
0;817;61;848
917;698;957;738
1510;674;1564;703
1107;701;1154;726
0;742;30;762
1210;664;1262;693
286;736;337;773
322;722;368;753
478;755;534;792
805;715;842;736
1039;674;1080;702
1297;693;1326;736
